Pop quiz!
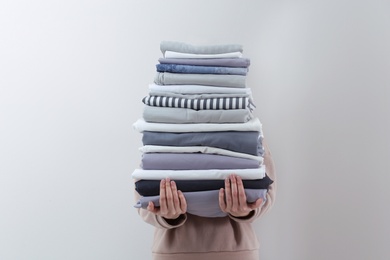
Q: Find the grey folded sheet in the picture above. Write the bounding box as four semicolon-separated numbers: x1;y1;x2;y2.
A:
143;106;253;124
154;72;246;88
158;58;250;68
142;130;262;156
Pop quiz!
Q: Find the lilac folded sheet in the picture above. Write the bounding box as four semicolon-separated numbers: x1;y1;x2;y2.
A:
134;189;268;218
141;153;260;170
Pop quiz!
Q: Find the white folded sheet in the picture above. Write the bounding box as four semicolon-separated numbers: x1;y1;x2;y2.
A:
133;117;262;133
164;51;243;59
149;83;252;95
131;165;266;180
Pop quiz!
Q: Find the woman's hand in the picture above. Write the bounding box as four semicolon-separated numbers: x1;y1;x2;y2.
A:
147;178;187;219
219;174;263;217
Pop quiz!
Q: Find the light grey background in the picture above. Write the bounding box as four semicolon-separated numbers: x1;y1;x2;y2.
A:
1;0;389;259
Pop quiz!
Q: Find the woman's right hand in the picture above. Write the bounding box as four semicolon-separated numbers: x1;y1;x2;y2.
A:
147;178;187;219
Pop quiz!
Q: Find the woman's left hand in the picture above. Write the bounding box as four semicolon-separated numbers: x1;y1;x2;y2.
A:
219;174;263;218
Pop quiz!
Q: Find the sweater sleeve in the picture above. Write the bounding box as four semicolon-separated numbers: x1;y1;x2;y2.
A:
229;139;277;223
134;188;188;229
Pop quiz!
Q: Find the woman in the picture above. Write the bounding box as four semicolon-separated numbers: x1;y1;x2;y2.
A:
135;141;276;260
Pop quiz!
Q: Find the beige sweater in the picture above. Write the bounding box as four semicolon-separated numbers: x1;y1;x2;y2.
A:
136;141;276;260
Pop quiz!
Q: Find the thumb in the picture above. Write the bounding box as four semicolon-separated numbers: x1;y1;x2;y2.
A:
147;201;159;214
248;198;263;210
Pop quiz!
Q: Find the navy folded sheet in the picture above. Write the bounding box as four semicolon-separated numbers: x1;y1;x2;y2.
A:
135;175;274;196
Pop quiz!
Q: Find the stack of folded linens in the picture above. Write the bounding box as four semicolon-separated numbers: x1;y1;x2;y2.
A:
132;41;274;218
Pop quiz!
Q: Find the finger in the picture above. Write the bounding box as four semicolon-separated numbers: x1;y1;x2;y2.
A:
230;174;239;211
178;190;187;213
159;179;167;215
165;178;176;212
224;177;232;211
147;201;159;214
236;175;247;207
248;198;263;210
170;181;180;210
219;188;227;212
